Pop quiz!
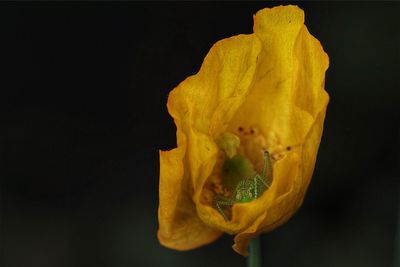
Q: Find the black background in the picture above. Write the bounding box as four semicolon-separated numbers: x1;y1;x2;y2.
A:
1;2;399;267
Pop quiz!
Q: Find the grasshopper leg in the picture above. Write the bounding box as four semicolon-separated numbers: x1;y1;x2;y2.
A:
214;195;235;221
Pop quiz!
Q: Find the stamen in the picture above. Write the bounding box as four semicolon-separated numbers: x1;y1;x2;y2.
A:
270;143;300;161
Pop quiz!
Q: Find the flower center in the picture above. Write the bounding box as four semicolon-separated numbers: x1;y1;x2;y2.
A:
201;125;293;211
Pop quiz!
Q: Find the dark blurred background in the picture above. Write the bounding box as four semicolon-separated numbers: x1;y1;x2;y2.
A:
1;2;399;267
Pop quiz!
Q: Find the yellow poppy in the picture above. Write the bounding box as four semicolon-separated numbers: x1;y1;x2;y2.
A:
158;5;329;256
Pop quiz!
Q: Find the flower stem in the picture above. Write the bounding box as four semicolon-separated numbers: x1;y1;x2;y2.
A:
247;236;262;267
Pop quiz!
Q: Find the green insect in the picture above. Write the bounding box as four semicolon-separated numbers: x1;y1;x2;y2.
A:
214;151;273;221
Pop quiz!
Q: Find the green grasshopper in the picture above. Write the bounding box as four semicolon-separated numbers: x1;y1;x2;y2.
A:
214;151;273;221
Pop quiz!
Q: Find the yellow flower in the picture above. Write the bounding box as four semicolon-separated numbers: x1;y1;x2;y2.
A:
158;5;329;256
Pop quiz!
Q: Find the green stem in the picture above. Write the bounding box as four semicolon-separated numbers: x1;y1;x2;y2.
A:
247;236;262;267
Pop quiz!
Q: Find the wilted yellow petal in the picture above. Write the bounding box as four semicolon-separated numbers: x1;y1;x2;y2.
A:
160;33;264;245
225;5;329;255
158;138;222;250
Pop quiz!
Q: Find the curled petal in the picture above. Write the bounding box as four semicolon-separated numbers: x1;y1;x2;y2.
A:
158;137;222;250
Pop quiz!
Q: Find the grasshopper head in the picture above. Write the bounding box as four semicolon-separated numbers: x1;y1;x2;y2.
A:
234;180;255;203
